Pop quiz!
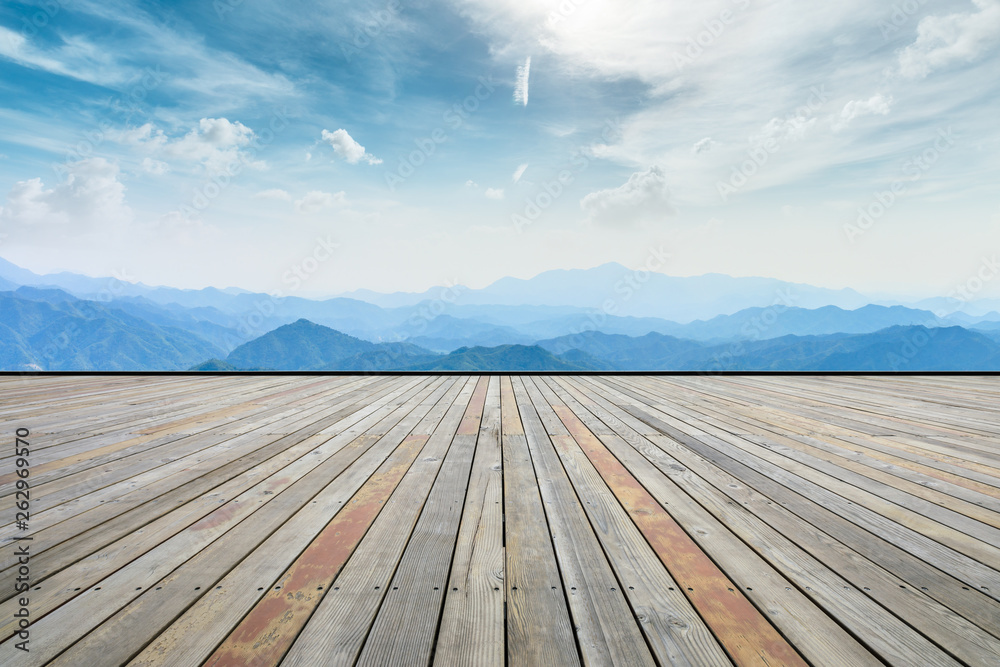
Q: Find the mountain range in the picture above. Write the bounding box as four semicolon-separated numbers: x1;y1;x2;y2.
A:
2;256;1000;371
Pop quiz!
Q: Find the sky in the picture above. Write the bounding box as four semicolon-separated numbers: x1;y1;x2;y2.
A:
0;0;998;300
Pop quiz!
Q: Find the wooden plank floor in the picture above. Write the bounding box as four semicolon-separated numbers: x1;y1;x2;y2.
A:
1;374;999;666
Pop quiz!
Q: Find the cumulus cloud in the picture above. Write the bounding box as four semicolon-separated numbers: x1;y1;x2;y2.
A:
0;158;132;230
898;0;1000;79
691;137;716;154
294;190;345;213
580;166;674;226
833;93;893;130
122;118;264;173
321;128;382;165
513;56;531;106
140;157;170;175
485;187;505;199
254;188;292;201
465;180;479;188
512;163;529;182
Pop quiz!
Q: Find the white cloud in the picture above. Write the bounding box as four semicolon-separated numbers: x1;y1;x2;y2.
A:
122;118;264;174
691;137;716;154
834;93;893;130
485;187;505;199
580;165;674;226
305;152;312;161
295;190;345;213
321;128;382;165
513;56;531;106
0;158;131;230
512;163;529;182
898;0;1000;79
254;188;292;201
465;179;479;188
140;157;170;175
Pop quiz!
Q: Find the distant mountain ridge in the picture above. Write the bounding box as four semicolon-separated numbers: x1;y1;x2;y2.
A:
4;256;1000;371
189;320;1000;372
0;289;224;371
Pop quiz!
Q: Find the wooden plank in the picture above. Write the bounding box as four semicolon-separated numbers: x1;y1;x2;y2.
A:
597;376;1000;599
499;376;580;667
539;380;808;667
356;377;487;666
558;378;985;666
199;388;456;666
41;381;447;666
581;376;1000;638
433;376;505;667
0;377;414;583
519;376;732;667
0;379;448;663
510;376;659;667
125;378;453;667
279;376;474;666
0;378;427;623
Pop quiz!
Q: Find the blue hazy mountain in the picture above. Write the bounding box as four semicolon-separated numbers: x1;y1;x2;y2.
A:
542;326;1000;371
537;331;706;370
403;345;595;371
0;289;225;371
655;304;948;341
342;262;873;321
4;256;1000;371
221;319;440;370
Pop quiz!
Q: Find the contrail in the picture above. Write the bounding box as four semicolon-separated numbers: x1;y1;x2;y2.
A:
514;56;531;106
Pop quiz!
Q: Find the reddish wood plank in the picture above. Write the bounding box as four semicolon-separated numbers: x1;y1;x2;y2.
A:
550;404;807;667
203;432;430;667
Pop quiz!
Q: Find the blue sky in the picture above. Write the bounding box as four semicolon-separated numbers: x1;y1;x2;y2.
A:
0;0;998;299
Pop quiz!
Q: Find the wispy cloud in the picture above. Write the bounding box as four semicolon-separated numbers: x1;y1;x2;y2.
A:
512;163;529;182
321;128;383;165
513;56;531;106
485;187;505;199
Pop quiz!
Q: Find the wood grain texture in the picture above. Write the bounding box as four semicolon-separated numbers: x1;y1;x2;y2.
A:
0;374;995;666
